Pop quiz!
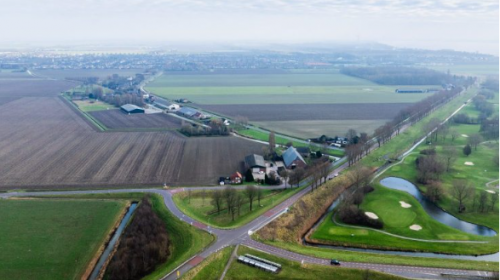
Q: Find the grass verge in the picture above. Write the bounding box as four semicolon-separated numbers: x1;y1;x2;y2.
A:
181;246;234;280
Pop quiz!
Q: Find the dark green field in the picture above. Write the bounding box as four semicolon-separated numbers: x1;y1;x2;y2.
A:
0;199;125;280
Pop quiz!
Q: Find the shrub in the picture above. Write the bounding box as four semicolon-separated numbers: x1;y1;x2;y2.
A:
361;185;374;194
419;148;436;155
338;205;384;229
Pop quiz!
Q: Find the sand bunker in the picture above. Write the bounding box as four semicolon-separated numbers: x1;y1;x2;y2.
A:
464;162;474;166
399;201;412;208
461;134;469;137
410;224;422;231
486;190;496;194
365;212;379;219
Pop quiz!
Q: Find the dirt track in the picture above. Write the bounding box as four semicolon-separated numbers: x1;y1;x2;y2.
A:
0;80;263;189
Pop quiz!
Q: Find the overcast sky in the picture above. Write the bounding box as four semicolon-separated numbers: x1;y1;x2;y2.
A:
1;0;498;55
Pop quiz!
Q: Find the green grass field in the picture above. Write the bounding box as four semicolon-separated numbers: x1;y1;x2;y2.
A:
181;246;234;280
146;70;436;105
0;199;126;280
224;246;404;280
73;100;115;112
427;64;499;78
32;193;214;280
173;187;304;229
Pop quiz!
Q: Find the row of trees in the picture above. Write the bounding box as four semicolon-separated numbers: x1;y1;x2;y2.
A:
180;120;230;137
210;186;265;221
450;180;498;213
106;198;170;280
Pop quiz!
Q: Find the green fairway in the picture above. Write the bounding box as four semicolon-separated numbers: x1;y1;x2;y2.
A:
224;246;405;280
173;187;304;229
181;246;234;280
310;185;495;255
0;199;126;280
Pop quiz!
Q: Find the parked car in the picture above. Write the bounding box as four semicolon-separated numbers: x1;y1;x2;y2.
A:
330;259;341;266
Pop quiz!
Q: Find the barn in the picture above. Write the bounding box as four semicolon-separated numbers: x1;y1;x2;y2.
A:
283;146;307;169
120;104;145;114
153;97;180;111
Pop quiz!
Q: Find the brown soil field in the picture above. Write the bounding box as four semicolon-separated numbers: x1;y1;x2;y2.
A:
89;110;183;130
198;103;411;121
0;81;263;189
0;79;76;98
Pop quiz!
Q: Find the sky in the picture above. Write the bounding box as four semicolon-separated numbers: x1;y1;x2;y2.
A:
1;0;498;55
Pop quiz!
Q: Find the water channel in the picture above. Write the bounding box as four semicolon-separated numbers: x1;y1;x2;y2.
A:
89;202;138;280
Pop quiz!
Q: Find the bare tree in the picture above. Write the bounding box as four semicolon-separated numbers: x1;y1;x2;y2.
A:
451;180;474;213
439;125;450;141
310;164;321;191
442;146;457;172
257;187;264;206
478;191;488;213
346;129;357;143
349;164;371;189
279;169;289;189
245;185;258;211
236;194;244;217
211;190;224;214
426;181;444;202
268;131;276;154
224;187;237;220
416;155;445;184
289;167;306;188
490;192;499;212
450;129;459;142
319;161;330;184
468;134;483;150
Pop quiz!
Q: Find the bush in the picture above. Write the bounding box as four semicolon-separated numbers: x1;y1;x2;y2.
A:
361;185;374;194
419;148;436;155
106;198;170;280
338;205;384;229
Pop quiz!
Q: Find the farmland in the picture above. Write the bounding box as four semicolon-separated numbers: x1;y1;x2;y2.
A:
0;78;264;189
89;110;183;130
146;69;436;138
0;198;126;280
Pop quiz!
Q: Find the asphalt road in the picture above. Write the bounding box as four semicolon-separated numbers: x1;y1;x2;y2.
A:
0;87;494;280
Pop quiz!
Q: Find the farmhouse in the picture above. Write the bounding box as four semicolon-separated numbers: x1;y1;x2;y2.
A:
296;147;311;158
120;104;144;114
153;97;180;111
230;171;243;184
282;146;307;169
177;107;201;118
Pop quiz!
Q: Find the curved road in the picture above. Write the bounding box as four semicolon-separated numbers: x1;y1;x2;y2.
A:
0;87;495;280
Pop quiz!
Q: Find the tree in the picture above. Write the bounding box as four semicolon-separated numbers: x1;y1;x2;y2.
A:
211;190;224;214
451;180;474;213
353;192;364;208
319;161;330;184
223;187;237;220
187;189;192;204
245;185;257;211
490;192;499;212
468;134;483;150
257;187;263;206
450;129;459;142
426;181;444;202
348;164;371;189
245;169;254;182
442;146;457;172
439;125;450;141
478;191;488;213
416;155;445;184
235;194;244;217
268;131;276;154
279;169;289;188
463;144;472;157
346;129;357;143
289;167;305;188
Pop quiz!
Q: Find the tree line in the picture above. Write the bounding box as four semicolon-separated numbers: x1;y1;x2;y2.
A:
340;66;474;85
106;198;170;280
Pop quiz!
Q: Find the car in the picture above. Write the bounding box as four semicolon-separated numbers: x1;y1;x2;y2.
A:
330;259;341;265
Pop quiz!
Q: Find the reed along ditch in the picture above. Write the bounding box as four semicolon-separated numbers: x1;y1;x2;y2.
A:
302;178;498;261
89;202;138;280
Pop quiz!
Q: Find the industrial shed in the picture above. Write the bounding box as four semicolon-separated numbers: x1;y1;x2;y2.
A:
121;104;145;114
